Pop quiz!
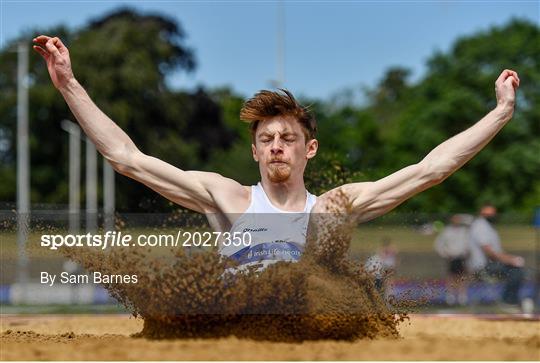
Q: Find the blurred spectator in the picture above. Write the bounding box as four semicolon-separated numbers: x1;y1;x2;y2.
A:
434;214;473;306
366;237;398;298
467;204;525;309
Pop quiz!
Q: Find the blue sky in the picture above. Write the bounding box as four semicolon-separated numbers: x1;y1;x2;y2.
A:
1;1;538;100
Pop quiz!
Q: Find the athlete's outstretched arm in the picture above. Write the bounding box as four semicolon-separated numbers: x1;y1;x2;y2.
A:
33;35;247;214
327;69;520;223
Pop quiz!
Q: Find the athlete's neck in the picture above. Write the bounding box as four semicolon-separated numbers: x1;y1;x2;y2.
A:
260;178;307;212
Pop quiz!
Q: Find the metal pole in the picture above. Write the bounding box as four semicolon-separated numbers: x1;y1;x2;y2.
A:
276;0;285;87
534;207;540;307
16;42;30;284
61;120;80;234
86;139;97;233
103;160;115;231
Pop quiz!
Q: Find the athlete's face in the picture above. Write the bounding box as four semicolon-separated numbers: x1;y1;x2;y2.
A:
252;116;318;183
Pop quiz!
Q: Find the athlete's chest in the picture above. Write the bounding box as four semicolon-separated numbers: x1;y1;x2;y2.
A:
231;213;310;244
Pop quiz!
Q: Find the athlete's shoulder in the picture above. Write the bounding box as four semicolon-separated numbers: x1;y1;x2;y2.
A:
198;173;251;214
311;186;352;208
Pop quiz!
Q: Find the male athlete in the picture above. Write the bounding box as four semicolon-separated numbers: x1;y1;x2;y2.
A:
33;35;520;270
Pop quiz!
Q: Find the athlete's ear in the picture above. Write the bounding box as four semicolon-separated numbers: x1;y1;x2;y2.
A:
306;138;318;160
252;143;259;162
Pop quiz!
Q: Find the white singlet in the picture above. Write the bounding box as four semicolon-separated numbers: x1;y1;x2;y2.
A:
219;182;317;271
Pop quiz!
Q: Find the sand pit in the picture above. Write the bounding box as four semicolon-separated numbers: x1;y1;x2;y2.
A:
1;314;538;360
54;200;407;342
4;198;537;359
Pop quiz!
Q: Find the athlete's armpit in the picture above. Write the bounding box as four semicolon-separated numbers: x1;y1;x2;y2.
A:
117;151;249;214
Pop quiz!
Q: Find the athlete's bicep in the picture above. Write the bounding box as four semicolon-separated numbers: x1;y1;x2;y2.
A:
332;163;438;223
121;152;245;213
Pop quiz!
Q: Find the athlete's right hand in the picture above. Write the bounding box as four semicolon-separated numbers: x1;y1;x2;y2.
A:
33;35;75;91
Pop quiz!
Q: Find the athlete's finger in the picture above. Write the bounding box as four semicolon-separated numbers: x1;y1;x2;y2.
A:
33;45;49;60
506;70;520;86
504;76;518;90
33;35;52;45
510;70;520;86
510;76;519;89
52;37;68;52
501;70;519;88
495;69;512;85
45;39;61;57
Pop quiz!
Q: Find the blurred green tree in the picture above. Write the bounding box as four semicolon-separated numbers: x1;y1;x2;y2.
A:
0;14;537;215
373;18;540;213
162;18;540;214
0;8;237;211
